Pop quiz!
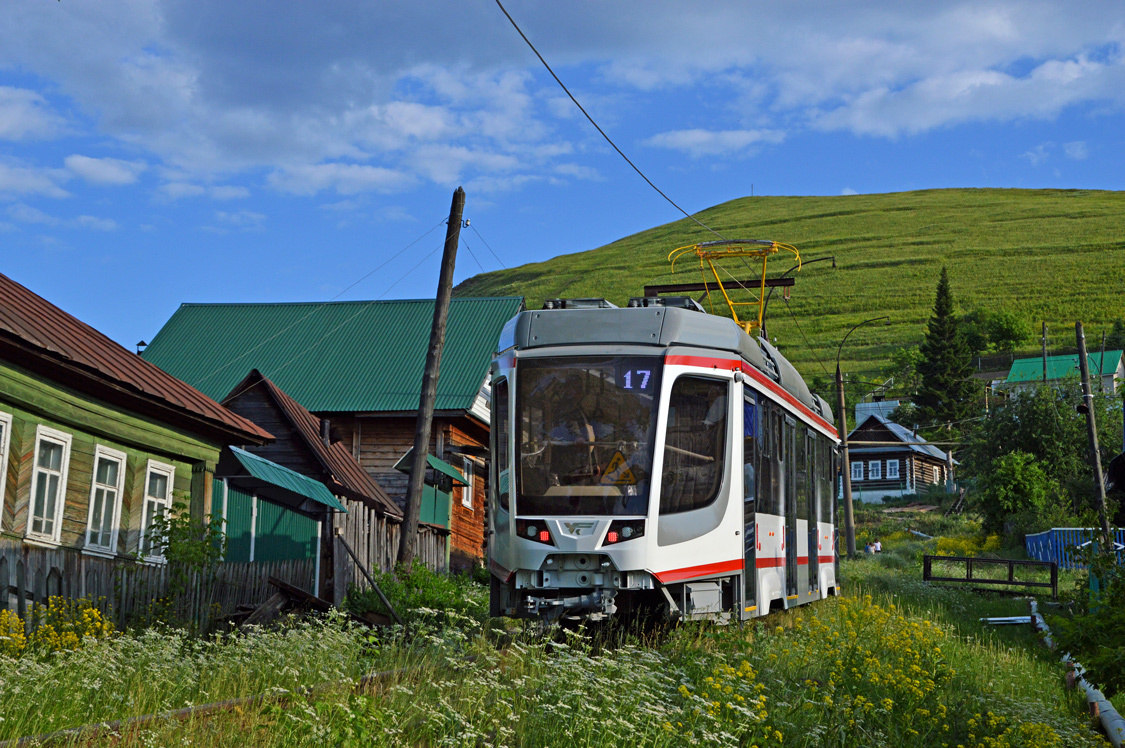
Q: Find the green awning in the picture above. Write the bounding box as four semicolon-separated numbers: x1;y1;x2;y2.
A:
392;449;467;486
224;447;347;511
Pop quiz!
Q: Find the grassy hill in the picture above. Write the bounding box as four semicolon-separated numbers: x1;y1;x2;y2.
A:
455;188;1125;391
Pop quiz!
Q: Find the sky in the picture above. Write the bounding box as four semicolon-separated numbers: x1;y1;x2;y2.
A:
2;1;1124;349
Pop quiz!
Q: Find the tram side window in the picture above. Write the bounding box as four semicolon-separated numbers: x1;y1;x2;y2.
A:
660;377;728;515
818;436;832;523
743;394;758;513
493;378;510;511
757;402;776;515
795;427;809;520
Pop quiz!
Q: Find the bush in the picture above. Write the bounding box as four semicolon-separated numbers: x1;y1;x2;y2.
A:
345;562;488;629
973;451;1058;534
0;597;113;657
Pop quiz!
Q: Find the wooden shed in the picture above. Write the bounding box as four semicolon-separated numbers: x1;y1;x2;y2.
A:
846;414;953;503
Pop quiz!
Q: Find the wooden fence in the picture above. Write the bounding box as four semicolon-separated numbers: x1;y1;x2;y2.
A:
331;501;448;605
1;538;314;630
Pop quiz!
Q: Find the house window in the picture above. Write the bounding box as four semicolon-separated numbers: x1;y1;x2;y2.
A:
851;461;863;481
0;411;11;518
887;459;900;480
140;460;175;559
868;461;882;480
29;426;73;544
85;445;126;555
932;466;940;484
461;457;475;509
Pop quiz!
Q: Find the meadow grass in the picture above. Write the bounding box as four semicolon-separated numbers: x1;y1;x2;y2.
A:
2;521;1110;747
455;188;1125;383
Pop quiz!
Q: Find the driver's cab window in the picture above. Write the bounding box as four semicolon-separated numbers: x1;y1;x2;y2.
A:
493;378;510;511
660;376;728;514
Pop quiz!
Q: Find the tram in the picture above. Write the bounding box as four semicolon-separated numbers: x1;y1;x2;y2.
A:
487;251;840;622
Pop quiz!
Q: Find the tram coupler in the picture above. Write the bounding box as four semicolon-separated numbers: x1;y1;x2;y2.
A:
525;589;618;622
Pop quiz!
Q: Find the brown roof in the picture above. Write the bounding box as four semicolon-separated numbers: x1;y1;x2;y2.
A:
0;272;272;444
223;370;401;517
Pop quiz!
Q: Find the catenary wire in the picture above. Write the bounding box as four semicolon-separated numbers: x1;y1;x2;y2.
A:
494;0;725;241
460;236;487;274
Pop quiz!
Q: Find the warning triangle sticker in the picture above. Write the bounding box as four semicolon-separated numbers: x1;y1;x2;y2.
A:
600;451;637;485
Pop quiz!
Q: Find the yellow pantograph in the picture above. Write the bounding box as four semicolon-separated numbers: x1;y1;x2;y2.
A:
668;239;801;334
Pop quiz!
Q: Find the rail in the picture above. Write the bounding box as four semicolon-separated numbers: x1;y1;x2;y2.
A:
922;555;1058;598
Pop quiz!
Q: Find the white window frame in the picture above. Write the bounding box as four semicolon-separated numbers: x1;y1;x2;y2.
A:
932;465;940;484
461;457;475;509
887;459;900;480
868;460;882;480
83;445;127;557
0;411;12;522
27;425;73;545
850;461;863;481
139;459;175;562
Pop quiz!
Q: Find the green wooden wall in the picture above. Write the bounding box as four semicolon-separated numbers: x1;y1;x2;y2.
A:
219;479;319;563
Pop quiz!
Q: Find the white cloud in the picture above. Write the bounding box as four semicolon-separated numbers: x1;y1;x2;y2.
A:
1021;143;1052;166
1064;140;1089;160
841;187;858;195
267;163;412;195
644;129;785;157
65;155;147;185
0;87;65;140
0;163;69;199
75;215;117;230
7;203;58;224
209;185;250;199
215;209;265;229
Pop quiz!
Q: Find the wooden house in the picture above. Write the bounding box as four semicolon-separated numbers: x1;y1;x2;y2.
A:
218;370;447;601
846;414;953;503
141;297;524;571
0;272;272;609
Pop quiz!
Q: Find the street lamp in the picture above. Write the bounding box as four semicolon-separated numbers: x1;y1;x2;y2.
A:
760;256;836;339
836;315;890;558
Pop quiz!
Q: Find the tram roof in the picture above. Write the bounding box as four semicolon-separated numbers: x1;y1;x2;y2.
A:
498;298;834;428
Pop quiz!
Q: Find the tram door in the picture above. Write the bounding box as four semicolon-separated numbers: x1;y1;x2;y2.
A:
742;394;758;613
784;416;798;598
806;431;819;594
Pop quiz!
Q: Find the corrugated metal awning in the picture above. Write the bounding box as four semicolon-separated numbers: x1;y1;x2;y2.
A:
222;447;347;512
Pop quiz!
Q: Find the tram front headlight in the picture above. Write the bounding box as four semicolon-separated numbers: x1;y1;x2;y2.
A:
603;520;645;546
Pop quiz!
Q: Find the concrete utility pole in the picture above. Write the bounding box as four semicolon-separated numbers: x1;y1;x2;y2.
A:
398;187;464;566
1076;321;1113;551
1042;322;1049;383
835;364;856;558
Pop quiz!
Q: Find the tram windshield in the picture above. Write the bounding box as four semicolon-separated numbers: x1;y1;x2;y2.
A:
516;356;661;516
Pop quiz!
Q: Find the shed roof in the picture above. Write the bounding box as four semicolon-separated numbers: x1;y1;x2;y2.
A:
0;273;272;444
223;447;347;511
848;414;949;462
1006;351;1123;384
223;370;401;517
142;297;524;413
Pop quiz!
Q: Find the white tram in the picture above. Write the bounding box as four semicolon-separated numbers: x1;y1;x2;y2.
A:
487;296;839;623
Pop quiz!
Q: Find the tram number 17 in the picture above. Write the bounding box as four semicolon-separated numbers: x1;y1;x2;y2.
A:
621;370;652;390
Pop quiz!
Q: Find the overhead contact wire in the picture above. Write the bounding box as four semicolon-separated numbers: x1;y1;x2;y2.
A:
494;0;725;241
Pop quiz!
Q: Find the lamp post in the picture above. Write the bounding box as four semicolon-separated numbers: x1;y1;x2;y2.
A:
760;256;836;339
836;316;890;557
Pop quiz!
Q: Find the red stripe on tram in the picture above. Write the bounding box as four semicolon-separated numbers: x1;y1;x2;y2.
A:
755;557;785;568
818;555;835;564
653;558;744;583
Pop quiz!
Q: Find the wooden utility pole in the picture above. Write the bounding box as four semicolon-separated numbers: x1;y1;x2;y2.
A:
1076;321;1112;550
398;187;464;566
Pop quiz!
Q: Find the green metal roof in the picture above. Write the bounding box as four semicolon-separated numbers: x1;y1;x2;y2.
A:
393;449;467;486
141;297;524;412
227;447;347;511
1006;350;1123;384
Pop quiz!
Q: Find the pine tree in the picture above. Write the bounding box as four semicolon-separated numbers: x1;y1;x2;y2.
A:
913;267;976;431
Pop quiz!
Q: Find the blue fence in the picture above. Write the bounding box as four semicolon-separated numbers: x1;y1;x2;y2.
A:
1025;527;1125;569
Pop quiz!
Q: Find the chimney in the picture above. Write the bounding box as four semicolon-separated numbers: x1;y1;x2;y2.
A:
321;418;331;448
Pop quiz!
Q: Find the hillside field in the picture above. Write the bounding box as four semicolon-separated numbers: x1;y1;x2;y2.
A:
455;188;1125;387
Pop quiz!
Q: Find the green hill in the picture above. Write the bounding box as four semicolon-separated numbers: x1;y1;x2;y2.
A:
455;188;1125;390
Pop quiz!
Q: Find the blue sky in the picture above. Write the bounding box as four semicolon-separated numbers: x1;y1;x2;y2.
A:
2;1;1124;348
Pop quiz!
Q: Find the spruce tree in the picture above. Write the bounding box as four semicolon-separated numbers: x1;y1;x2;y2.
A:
913;267;976;431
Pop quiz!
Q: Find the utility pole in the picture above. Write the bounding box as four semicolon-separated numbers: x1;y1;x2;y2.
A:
836;363;856;557
1076;321;1112;551
398;187;464;566
1042;322;1048;383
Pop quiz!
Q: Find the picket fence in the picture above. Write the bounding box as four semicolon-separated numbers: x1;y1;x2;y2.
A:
1024;527;1125;570
0;537;314;630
